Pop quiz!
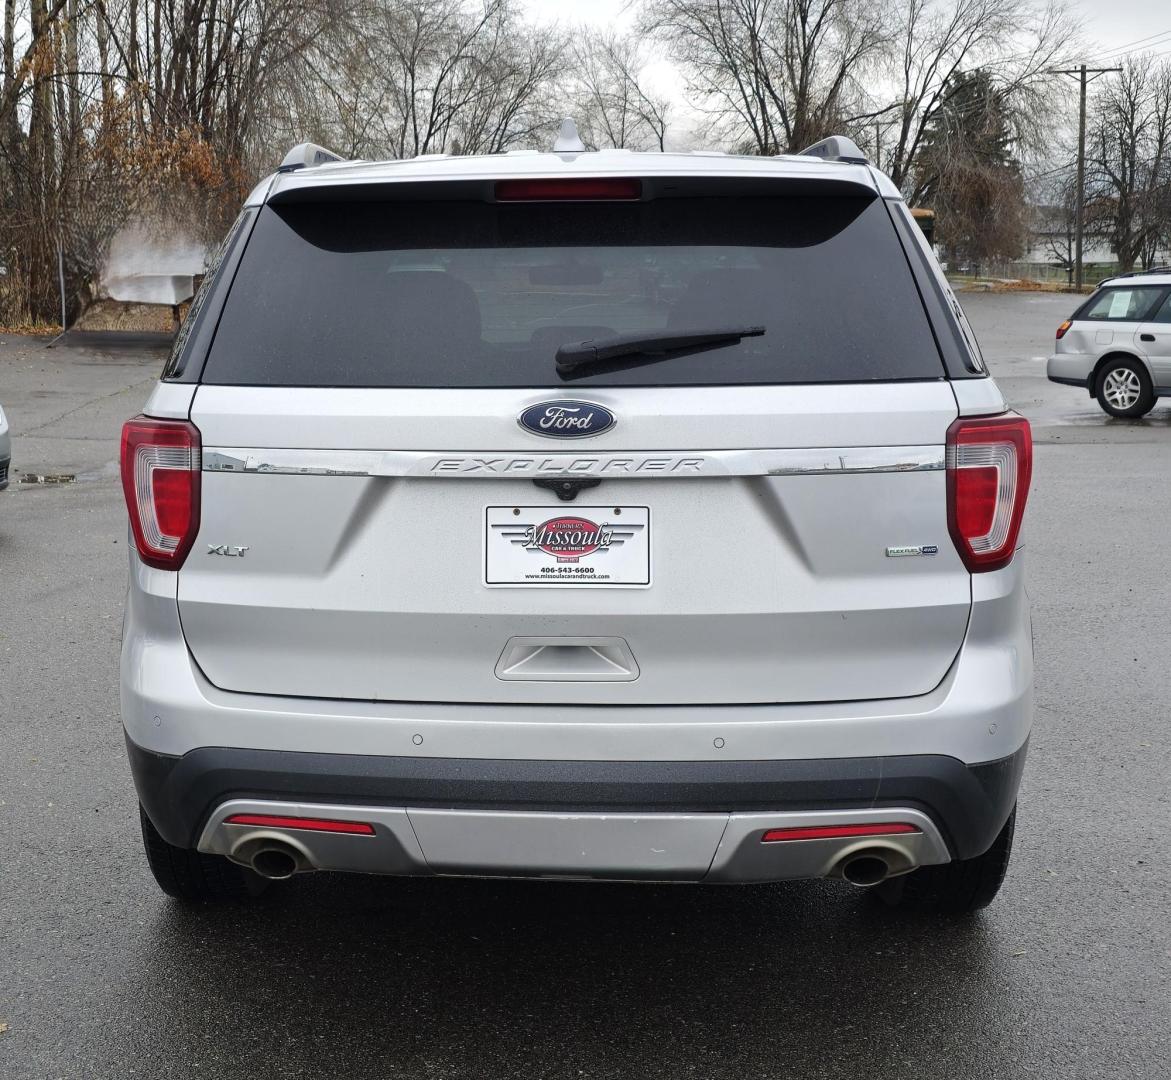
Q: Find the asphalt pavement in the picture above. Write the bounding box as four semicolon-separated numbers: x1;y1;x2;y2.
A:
1;294;1169;1079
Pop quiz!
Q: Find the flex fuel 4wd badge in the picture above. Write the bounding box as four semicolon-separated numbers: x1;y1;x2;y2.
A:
485;506;650;588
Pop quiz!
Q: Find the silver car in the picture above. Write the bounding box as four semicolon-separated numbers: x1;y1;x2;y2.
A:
121;131;1033;914
1047;269;1171;417
0;401;10;492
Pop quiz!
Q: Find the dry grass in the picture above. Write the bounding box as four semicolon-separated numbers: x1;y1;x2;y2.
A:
74;299;178;333
985;279;1071;293
0;322;59;335
950;277;1092;294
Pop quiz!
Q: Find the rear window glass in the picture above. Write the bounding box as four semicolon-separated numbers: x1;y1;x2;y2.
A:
1080;286;1163;322
202;195;944;387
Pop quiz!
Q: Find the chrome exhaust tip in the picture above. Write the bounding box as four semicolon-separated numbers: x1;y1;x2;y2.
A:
228;834;313;879
249;844;300;880
839;851;893;888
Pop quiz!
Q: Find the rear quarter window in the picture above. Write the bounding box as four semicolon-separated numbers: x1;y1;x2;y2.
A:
164;209;255;380
201;192;947;388
1079;286;1164;322
1148;291;1171;323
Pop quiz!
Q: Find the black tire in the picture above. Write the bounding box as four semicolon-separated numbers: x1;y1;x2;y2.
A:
1094;357;1155;418
874;808;1015;915
139;805;265;902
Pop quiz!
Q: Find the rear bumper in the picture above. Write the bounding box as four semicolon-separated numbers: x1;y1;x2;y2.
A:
129;737;1023;880
129;736;1025;864
123;552;1032;881
1047;356;1171;396
1047;353;1093;389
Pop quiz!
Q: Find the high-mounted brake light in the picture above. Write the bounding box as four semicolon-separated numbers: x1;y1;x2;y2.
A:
761;823;920;843
224;813;376;835
495;178;642;202
946;414;1032;573
120;416;201;570
1056;320;1071;340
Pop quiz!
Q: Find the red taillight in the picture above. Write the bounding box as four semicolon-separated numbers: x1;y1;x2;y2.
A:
120;416;201;570
495;178;642;201
761;823;920;843
1056;320;1071;340
946;413;1032;573
223;813;376;835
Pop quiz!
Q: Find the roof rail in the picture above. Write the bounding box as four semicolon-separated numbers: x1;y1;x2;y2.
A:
278;143;345;173
1107;265;1171;281
799;135;869;165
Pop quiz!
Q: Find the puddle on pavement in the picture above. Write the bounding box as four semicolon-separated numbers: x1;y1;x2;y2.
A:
20;473;77;485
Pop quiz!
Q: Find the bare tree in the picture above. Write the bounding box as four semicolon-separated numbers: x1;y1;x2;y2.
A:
1;0;357;320
636;0;1076;175
876;0;1078;194
912;66;1030;270
567;27;668;150
1;0;573;325
1085;56;1171;272
0;0;69;128
307;0;564;160
639;0;887;154
1030;164;1077;277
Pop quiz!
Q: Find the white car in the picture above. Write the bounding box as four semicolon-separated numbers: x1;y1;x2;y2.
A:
120;130;1033;914
1048;269;1171;417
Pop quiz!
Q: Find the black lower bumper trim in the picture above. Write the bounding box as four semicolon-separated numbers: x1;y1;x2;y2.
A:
127;737;1027;862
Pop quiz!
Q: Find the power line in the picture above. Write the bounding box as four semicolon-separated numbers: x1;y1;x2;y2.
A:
1097;30;1171;57
1096;44;1171;67
1090;41;1171;66
1086;31;1171;68
1092;27;1171;60
1024;160;1077;182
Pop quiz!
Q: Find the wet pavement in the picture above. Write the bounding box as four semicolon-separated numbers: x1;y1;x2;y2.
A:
1;298;1169;1079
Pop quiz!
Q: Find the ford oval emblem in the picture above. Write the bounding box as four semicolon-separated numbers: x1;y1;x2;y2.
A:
518;400;615;439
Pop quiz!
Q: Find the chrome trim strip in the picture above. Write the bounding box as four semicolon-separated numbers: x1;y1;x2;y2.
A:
202;446;944;478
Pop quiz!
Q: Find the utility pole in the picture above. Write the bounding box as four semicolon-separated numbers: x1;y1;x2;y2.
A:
872;119;896;173
1050;64;1122;291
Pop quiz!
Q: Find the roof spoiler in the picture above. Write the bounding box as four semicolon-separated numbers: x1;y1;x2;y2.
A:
799;135;869;166
278;143;345;173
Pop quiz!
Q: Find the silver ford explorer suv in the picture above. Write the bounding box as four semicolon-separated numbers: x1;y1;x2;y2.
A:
120;130;1033;914
1047;268;1171;417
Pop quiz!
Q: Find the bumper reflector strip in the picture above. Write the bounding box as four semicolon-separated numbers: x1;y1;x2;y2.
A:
761;823;921;844
224;813;376;835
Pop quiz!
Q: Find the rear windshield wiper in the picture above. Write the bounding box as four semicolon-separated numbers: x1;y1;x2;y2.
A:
555;326;766;376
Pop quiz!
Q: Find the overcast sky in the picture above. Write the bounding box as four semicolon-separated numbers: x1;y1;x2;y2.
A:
1074;0;1171;57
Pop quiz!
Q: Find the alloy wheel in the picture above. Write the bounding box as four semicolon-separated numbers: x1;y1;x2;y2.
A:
1103;367;1142;410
